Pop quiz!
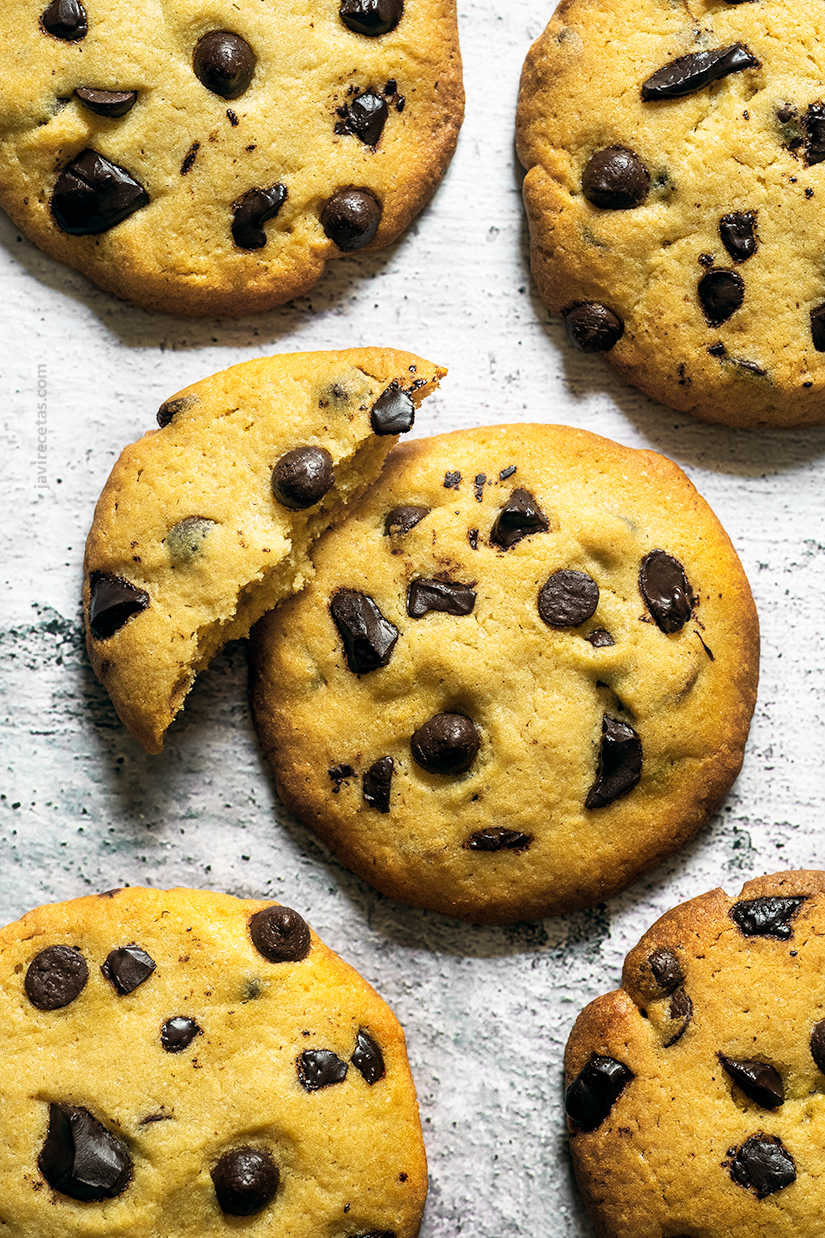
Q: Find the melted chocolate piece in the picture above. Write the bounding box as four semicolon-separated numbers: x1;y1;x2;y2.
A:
805;102;825;165
167;516;216;562
52;149;149;235
729;896;806;939
664;987;692;1046
586;629;614;647
75;88;137;118
271;446;334;510
384;505;429;535
585;715;642;809
810;1021;825;1072
39;1103;132;1201
719;211;758;262
490;488;549;549
363;756;393;812
410;712;480;775
232;184;287;249
641;44;758;101
582;146;650;209
25;945;88;1010
698;269;745;327
720;1056;784;1109
371;384;415;434
639;549;693;633
41;0;87;40
249;905;311;962
321;187;382;251
811;304;825;351
193;31;256;99
101;943;156;995
465;828;532;853
352;1028;385;1084
648;947;683;993
156;395;198;428
564;303;624;352
538;569;599;628
337;91;388;145
407;579;476;618
728;1135;796;1198
211;1147;279;1216
565;1056;633;1131
161;1016;201;1052
339;0;403;36
330;590;398;673
297;1049;348;1090
88;573;149;640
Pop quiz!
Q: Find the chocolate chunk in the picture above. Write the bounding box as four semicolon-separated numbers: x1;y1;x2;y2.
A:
407;579;476;618
74;88;137;118
736;359;766;377
811;304;825;351
337;91;388;145
728;1134;796;1198
352;1028;385;1084
321;187;382;251
363;756;393;812
371;384;415;434
664;987;692;1045
339;0;403;36
444;470;461;489
707;342;727;358
328;762;355;786
161;1016;201;1052
499;465;516;480
211;1147;279;1216
648;947;683;993
538;569;599;628
585;715;643;809
729;896;806;939
582;146;650;210
384;505;429;535
719;211;758;262
88;572;149;640
586;629;614;647
52;149;149;235
411;712;480;775
490;488;549;549
101;943;156;995
297;1049;348;1090
232;184;287;249
639;549;693;633
565;1056;633;1131
249;905;311;962
271;445;334;510
641;44;758;101
25;945;88;1010
564;303;624;352
720;1056;784;1108
805;102;825;165
167;516;216;562
810;1021;825;1072
465;828;532;853
474;473;486;501
182;140;201;175
39;1103;132;1201
193;31;256;99
330;590;398;673
156;395;198;428
41;0;87;40
698;269;745;327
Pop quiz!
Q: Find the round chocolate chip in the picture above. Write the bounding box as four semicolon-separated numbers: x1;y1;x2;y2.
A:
167;516;216;562
41;0;87;40
698;269;744;327
384;505;429;535
25;945;88;1010
156;395;198;428
371;384;415;435
563;303;624;352
538;569;599;628
271;446;334;510
88;572;149;640
410;712;480;775
193;31;256;100
161;1016;201;1052
74;88;137;118
648;947;683;994
339;0;403;36
582;146;650;210
321;187;382;251
249;905;311;963
211;1147;279;1216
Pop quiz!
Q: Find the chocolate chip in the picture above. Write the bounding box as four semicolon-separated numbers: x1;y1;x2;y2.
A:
337;91;388;145
719;211;758;262
339;0;403;36
499;465;517;480
729;896;806;939
52;149;148;235
810;1020;825;1072
728;1135;796;1198
41;0;87;40
321;187;381;251
156;395;198;428
639;549;693;633
25;945;88;1010
231;184;287;249
101;943;156;995
720;1056;784;1109
707;342;727;358
490;488;549;549
180;142;199;176
352;1028;385;1084
465;828;532;853
249;905;311;962
410;712;480;775
586;629;614;647
297;1049;348;1090
641;44;758;101
371;384;415;434
166;516;216;562
271;446;334;510
407;579;476;618
805;102;825;165
698;269;744;327
74;88;137;118
563;303;624;352
648;947;683;993
664;987;692;1046
585;714;643;809
330;590;398;673
39;1104;132;1201
444;470;461;489
88;572;149;640
538;569;599;627
161;1016;201;1052
582;146;650;209
565;1056;633;1131
211;1148;279;1216
474;473;486;501
384;505;429;535
193;31;256;99
811;304;825;351
363;756;393;812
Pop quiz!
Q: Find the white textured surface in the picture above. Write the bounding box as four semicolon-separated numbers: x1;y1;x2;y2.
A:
1;2;824;1234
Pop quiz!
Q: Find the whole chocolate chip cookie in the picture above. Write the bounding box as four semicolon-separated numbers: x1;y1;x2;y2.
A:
0;1;462;316
564;871;825;1238
0;886;425;1237
517;0;825;427
83;347;444;753
250;424;759;924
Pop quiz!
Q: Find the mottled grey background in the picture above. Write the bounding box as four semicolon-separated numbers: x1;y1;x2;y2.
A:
1;2;824;1235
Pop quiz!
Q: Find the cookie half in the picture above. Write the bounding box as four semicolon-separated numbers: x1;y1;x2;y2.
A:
83;347;444;753
0;886;426;1237
250;423;759;924
0;1;462;315
518;0;825;427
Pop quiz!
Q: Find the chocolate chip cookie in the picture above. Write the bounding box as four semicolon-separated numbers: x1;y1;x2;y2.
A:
0;0;462;316
83;347;444;753
250;424;759;924
0;886;425;1237
518;0;825;427
564;870;825;1238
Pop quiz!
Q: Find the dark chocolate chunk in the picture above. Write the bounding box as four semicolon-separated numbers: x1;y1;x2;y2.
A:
249;905;311;962
538;569;599;628
337;91;388;145
161;1016;201;1052
729;896;806;939
719;211;758;262
407;578;476;618
707;342;727;358
805;102;825;165
330;590;398;673
74;88;137;118
465;828;532;853
586;629;614;647
582;146;650;210
410;712;480;775
321;187;381;251
720;1056;784;1109
564;302;624;352
193;31;256;99
664;987;692;1045
639;549;693;633
474;473;486;502
811;304;825;351
810;1021;825;1072
648;947;683;993
329;762;355;786
39;1103;132;1201
339;0;403;36
728;1134;796;1198
232;184;287;249
363;756;394;812
371;384;415;435
490;488;549;549
271;445;334;510
698;269;745;327
585;714;642;809
384;505;429;535
565;1056;633;1131
88;572;149;640
182;143;201;176
297;1049;348;1090
41;0;87;40
101;943;156;995
444;470;461;489
499;465;516;480
352;1028;385;1084
156;395;197;428
52;149;149;235
25;945;88;1010
167;516;216;562
641;44;758;102
211;1147;279;1216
